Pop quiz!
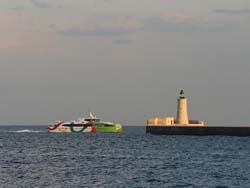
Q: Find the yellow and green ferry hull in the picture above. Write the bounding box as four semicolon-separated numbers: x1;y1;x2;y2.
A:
95;124;122;133
48;121;122;133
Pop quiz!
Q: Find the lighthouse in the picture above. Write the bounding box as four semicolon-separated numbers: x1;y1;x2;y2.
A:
176;89;189;125
147;89;204;126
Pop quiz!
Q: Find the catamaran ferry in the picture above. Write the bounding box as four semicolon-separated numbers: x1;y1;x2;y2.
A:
48;113;122;133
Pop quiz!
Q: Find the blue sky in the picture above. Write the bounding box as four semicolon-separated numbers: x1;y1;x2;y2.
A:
0;0;250;125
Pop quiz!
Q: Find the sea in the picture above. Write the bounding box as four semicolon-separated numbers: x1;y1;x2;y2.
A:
1;126;250;188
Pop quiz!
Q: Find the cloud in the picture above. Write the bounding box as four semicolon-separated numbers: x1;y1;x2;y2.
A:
143;15;197;33
9;7;27;11
214;9;250;15
100;16;144;30
144;12;197;33
112;39;131;45
56;27;132;37
52;11;239;38
159;12;193;22
143;11;243;33
53;13;196;37
30;0;50;9
54;16;144;37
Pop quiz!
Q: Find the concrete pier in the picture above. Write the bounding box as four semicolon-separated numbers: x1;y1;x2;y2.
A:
146;126;250;136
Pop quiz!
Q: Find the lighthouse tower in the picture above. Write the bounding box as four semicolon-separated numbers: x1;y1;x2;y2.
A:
176;89;189;125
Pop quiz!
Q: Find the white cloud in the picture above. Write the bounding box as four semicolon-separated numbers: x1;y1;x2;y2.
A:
159;12;193;22
30;0;50;8
54;16;144;37
214;9;250;15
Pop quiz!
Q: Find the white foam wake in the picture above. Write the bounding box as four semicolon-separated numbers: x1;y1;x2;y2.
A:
15;129;42;133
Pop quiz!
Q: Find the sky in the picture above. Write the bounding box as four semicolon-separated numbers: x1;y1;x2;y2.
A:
0;0;250;125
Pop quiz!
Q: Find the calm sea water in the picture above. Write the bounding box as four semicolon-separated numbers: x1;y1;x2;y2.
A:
1;126;250;188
